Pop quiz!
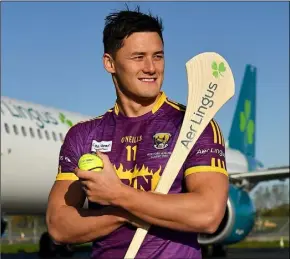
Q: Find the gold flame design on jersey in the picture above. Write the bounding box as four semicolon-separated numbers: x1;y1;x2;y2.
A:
114;163;162;191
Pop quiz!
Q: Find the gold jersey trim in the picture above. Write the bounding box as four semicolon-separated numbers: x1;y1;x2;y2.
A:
184;165;228;177
210;119;225;146
112;92;186;116
56;172;79;181
165;99;186;111
152;92;167;114
113;92;169;115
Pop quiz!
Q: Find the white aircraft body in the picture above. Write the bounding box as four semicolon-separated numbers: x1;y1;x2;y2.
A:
1;64;289;257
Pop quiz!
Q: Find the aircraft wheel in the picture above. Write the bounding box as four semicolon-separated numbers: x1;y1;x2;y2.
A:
58;244;74;257
38;232;57;258
201;245;209;257
212;244;227;257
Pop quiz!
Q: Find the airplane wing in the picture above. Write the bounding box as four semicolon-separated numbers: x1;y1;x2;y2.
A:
229;166;290;185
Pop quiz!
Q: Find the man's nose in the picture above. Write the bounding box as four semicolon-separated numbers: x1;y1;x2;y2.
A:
143;58;156;74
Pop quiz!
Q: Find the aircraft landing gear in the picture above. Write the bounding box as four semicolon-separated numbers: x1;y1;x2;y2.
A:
201;245;209;257
38;232;74;258
38;232;57;258
201;244;227;257
212;244;227;257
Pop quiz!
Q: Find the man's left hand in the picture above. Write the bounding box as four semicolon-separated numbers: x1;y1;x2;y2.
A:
75;152;123;205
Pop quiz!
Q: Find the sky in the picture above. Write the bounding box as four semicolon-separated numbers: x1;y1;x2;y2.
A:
1;1;289;168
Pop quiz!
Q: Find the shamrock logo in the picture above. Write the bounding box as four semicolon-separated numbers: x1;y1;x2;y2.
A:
212;61;226;78
239;100;255;144
59;113;73;128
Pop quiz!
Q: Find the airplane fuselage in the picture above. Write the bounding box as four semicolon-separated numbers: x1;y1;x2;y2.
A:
1;96;90;214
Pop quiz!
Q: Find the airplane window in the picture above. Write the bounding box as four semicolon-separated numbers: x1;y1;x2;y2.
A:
4;123;10;134
37;129;42;139
45;130;50;140
52;131;57;141
59;133;64;142
13;125;18;135
21;126;27;137
29;128;35;138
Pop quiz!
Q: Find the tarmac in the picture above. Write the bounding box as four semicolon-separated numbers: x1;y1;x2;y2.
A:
1;248;289;259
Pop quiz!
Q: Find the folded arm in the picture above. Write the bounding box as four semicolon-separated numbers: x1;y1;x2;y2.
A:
113;172;229;233
46;180;127;244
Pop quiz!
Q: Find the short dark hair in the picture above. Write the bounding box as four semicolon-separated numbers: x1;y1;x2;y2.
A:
103;6;164;57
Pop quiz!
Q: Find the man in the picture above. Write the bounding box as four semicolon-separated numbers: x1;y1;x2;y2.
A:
46;7;229;259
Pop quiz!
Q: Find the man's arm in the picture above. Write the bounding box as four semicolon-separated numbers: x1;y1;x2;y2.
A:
112;171;228;233
46;179;127;244
75;120;228;234
46;123;132;244
111;120;228;233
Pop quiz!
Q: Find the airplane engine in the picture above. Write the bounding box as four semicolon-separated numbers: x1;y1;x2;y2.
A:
198;185;255;245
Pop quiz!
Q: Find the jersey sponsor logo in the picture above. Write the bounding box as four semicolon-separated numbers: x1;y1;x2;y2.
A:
91;140;112;152
114;163;162;191
196;148;225;158
153;133;171;149
121;135;143;144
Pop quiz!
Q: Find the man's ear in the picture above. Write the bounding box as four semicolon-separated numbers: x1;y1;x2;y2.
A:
103;53;116;74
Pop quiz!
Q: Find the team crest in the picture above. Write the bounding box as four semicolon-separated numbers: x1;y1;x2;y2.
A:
153;133;171;149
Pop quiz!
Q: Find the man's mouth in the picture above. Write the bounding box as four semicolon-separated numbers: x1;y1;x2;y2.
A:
139;78;157;82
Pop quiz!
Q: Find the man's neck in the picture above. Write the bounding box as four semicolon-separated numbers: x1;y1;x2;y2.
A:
116;92;162;117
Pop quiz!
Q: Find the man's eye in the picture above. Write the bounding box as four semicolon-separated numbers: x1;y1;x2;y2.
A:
154;55;164;60
133;56;143;60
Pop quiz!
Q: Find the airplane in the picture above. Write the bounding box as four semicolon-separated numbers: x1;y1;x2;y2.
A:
1;64;289;257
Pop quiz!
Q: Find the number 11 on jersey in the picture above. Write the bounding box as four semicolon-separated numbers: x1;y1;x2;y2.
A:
126;145;137;161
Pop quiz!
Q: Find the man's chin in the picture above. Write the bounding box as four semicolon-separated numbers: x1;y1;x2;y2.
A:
135;91;161;104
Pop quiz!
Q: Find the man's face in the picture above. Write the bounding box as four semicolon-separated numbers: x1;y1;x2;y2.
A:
106;32;164;100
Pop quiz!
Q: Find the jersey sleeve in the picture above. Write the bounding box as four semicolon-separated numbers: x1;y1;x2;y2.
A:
56;126;82;181
183;119;228;177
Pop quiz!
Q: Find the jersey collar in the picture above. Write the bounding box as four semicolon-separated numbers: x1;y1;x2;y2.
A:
113;91;167;116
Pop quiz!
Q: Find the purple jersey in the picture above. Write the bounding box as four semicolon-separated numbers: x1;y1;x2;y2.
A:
56;92;227;259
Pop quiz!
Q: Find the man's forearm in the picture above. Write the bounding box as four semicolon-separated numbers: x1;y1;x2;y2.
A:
47;206;125;244
113;185;222;233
